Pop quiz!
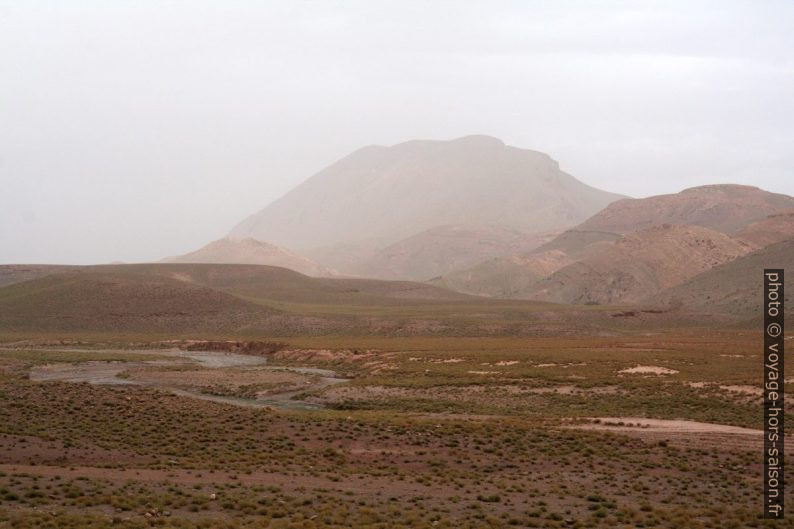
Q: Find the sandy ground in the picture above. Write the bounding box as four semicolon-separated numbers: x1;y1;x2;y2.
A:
580;417;762;435
572;416;777;452
618;365;679;375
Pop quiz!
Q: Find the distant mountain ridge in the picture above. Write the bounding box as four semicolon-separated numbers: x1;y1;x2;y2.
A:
437;184;794;307
174;137;793;315
577;184;794;234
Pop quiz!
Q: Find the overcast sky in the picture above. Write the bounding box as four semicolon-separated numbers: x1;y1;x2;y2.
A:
2;0;793;264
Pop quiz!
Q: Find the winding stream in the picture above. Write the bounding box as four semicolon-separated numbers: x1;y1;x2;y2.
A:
26;349;347;411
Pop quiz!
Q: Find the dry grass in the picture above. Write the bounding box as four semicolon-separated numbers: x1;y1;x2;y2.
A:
0;329;790;527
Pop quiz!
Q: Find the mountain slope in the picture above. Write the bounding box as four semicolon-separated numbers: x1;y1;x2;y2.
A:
230;135;624;250
735;211;794;249
0;263;477;335
434;230;622;298
651;238;794;317
438;185;794;301
432;250;572;298
526;224;751;304
165;237;333;277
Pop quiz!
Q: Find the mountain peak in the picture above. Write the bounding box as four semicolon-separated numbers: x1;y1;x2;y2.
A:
451;134;505;147
231;137;623;250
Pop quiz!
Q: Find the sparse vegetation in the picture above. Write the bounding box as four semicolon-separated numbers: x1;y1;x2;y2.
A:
0;328;789;527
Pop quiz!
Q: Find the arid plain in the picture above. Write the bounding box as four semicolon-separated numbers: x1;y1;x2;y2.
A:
0;260;791;529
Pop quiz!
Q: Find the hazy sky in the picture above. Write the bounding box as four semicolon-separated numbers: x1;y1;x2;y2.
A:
2;0;793;264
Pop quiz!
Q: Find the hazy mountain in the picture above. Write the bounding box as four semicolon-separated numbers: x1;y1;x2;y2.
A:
651;238;794;317
165;237;334;277
438;185;794;302
303;239;390;277
230;135;624;252
348;225;557;281
432;249;572;298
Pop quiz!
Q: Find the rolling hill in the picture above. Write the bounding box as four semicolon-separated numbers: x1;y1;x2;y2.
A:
0;269;279;333
0;262;742;338
165;237;334;277
0;265;79;288
0;263;477;335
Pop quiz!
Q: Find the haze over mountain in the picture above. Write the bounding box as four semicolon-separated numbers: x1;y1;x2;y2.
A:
230;136;624;255
438;184;794;304
343;225;558;281
164;237;333;277
435;230;619;298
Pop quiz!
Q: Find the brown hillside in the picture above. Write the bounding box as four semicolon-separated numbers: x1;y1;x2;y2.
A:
527;224;751;304
165;237;334;277
139;263;473;304
0;269;280;333
735;210;794;249
435;230;619;298
650;238;794;317
437;185;794;301
432;250;570;298
577;184;794;235
0;263;475;335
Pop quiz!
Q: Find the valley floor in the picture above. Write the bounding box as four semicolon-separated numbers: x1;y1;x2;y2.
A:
0;331;790;528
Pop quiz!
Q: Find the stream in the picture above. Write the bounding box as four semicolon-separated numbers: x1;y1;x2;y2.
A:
26;349;347;411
